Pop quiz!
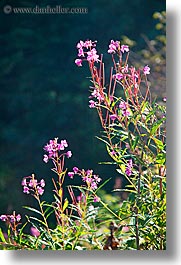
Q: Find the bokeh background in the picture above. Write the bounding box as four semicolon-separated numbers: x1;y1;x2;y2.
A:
0;0;165;219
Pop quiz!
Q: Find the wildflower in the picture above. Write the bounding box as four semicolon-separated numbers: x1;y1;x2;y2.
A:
37;186;44;195
66;151;72;158
91;181;98;190
40;179;45;187
143;65;150;75
119;101;127;110
110;114;117;121
0;215;7;222
9;215;16;223
30;226;40;237
73;167;79;173
84;40;94;49
43;153;50;162
93;196;100;202
75;58;83;67
68;172;74;178
78;48;84;57
89;100;97;108
16;214;21;222
125;159;133;176
108;40;119;54
21;178;27;186
61;140;68;148
113;73;123;80
23;186;30;194
122;109;130;117
120;45;129;53
93;175;101;183
87;48;99;62
76;40;84;49
122;226;130;233
29;179;37;187
162;96;166;102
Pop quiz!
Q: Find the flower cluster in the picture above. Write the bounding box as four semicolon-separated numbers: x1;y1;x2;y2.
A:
75;40;99;66
108;40;129;54
68;167;101;191
43;138;72;163
125;159;133;176
0;213;21;223
22;175;45;196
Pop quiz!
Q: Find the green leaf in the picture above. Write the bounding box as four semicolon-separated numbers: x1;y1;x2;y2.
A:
63;198;69;212
150;118;165;136
152;137;164;150
0;228;6;243
156;153;166;164
23;206;42;216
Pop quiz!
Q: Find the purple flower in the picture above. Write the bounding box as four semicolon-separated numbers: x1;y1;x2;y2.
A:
37;186;44;195
93;196;100;202
84;40;94;49
110;114;117;121
143;65;150;75
23;186;30;194
89;100;97;108
21;178;27;186
9;215;16;223
93;175;101;183
113;73;123;80
125;159;133;176
87;48;99;62
61;140;68;148
16;214;21;222
76;40;84;49
29;179;37;188
30;226;40;237
108;40;119;54
73;167;79;173
122;109;130;117
78;48;84;57
119;101;127;110
66;151;72;158
91;182;98;190
120;45;129;53
68;172;74;178
40;179;45;187
75;58;83;67
0;215;7;222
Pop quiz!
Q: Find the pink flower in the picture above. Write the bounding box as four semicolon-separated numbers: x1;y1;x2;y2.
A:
37;186;44;195
68;172;74;178
78;48;84;57
43;154;49;163
10;215;16;223
110;114;117;121
122;109;130;117
87;48;99;62
120;45;129;53
91;182;98;190
40;179;45;187
76;40;84;49
66;151;72;158
23;186;30;194
89;100;96;108
75;59;82;67
29;179;37;187
73;167;79;173
93;196;100;202
143;65;150;75
30;226;40;237
108;40;119;54
122;226;130;233
113;73;123;80
21;178;27;186
0;215;7;222
84;40;94;49
16;214;21;222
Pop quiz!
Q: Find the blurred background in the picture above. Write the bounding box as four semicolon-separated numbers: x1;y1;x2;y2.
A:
0;0;165;219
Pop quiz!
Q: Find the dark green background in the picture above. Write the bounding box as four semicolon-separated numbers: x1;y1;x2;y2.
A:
0;0;165;215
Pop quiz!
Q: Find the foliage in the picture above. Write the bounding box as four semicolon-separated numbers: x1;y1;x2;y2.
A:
0;37;166;250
